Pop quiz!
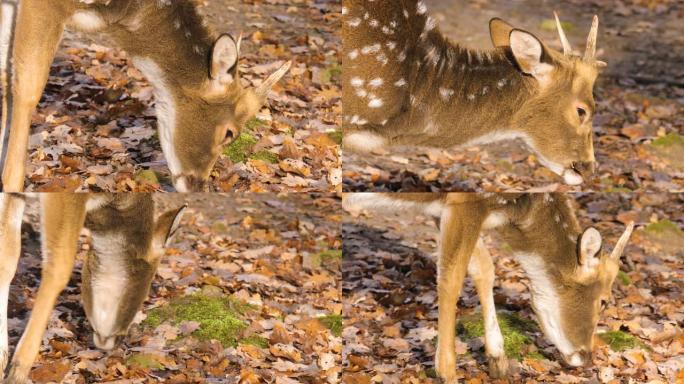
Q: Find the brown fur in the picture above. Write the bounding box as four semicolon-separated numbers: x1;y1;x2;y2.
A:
342;0;603;182
344;192;632;381
1;0;288;192
0;194;182;383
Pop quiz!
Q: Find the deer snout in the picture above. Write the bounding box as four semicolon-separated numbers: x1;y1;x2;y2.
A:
563;349;593;368
93;333;120;350
173;175;209;192
571;161;595;179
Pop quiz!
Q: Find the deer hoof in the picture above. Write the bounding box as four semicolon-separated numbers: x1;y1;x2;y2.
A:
487;354;510;379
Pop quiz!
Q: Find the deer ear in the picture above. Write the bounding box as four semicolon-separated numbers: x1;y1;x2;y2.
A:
578;227;602;265
154;204;187;248
210;34;238;82
509;29;554;83
489;18;514;48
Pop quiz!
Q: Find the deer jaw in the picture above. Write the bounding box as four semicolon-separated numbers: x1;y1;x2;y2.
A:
81;197;185;350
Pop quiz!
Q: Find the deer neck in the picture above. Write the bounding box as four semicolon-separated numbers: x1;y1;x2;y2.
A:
390;35;536;148
108;1;215;92
496;194;581;273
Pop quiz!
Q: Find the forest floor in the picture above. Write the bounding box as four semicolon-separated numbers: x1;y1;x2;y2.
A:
343;193;684;383
9;193;341;383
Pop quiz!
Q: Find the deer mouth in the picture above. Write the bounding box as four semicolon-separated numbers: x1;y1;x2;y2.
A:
562;167;584;186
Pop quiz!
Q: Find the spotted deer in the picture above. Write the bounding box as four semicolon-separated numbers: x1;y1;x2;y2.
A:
0;193;184;383
342;0;607;185
344;193;634;382
0;0;290;192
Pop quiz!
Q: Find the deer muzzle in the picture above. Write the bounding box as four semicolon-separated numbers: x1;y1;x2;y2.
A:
173;175;208;192
563;161;595;185
562;349;592;368
93;333;121;350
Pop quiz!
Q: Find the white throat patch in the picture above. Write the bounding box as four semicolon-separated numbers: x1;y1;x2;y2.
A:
89;232;129;338
515;252;577;357
132;57;181;176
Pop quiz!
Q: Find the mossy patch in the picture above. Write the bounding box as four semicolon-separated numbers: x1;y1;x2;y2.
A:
245;118;266;131
644;219;682;235
319;249;342;262
319;314;343;337
458;312;538;360
143;293;254;347
599;331;645;351
135;169;159;185
327;130;343;145
617;270;631;285
224;132;258;163
322;62;342;84
540;19;574;32
126;354;164;370
249;150;279;164
240;335;269;349
651;133;684;148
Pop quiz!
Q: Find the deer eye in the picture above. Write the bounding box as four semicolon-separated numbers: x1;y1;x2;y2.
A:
577;107;587;120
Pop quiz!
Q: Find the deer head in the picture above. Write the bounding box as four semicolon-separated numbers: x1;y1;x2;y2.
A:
515;222;634;367
81;204;185;350
137;34;291;192
490;13;606;185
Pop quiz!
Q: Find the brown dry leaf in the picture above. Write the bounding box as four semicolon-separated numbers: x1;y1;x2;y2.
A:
29;360;70;384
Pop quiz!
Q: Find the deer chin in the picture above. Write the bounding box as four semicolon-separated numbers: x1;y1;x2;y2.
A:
562;168;584;186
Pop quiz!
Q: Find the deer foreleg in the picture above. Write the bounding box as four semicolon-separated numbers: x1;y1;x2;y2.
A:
468;239;508;378
1;0;69;191
7;194;86;383
435;203;485;383
0;194;24;378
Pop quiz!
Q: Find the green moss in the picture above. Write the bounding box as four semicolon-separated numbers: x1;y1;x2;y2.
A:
458;312;538;360
645;219;682;235
135;169;159;185
423;368;438;379
249;150;279;164
617;271;631;285
319;249;342;262
224;132;258;163
525;351;546;360
599;331;645;351
126;354;164;370
240;335;269;349
327;130;343;145
319;314;343;337
143;294;254;347
245;118;266;131
540;19;574;32
651;133;684;148
322;62;342;84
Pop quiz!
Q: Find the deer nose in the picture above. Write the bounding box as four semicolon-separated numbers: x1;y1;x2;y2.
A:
564;350;593;367
93;333;119;350
571;161;595;179
173;175;209;192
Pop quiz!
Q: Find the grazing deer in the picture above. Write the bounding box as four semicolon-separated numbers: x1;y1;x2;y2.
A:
0;193;184;383
344;193;634;382
342;0;606;186
0;0;291;192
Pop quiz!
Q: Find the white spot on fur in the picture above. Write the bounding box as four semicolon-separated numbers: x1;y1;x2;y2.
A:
369;78;383;88
394;78;407;87
416;1;427;14
439;88;454;101
368;98;383;108
343;131;387;153
482;212;508;229
70;11;107;32
348;49;359;60
350;77;364;87
85;195;111;212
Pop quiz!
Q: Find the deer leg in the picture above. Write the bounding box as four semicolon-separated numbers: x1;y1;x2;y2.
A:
1;1;70;191
468;239;508;378
0;194;25;378
435;204;485;383
7;194;86;384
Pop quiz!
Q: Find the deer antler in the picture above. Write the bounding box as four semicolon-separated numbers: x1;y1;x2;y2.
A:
553;12;572;56
610;221;634;260
584;15;599;61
